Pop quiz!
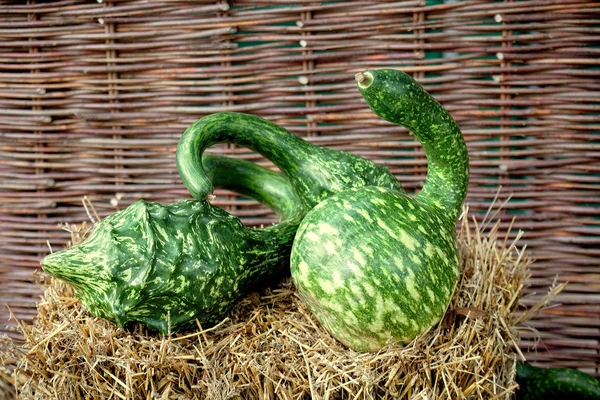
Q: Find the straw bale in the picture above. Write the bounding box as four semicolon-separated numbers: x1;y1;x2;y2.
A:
0;206;564;399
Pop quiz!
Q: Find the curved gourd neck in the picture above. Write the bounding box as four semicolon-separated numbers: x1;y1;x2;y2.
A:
177;112;310;202
356;70;469;222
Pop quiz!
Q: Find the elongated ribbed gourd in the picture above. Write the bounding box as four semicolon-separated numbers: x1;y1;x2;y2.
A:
290;69;469;351
41;155;305;334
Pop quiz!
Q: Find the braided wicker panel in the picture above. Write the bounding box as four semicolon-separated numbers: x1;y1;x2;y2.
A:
1;0;598;375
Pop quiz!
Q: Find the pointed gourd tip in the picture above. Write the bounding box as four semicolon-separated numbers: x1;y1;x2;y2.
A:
40;250;66;276
40;246;88;284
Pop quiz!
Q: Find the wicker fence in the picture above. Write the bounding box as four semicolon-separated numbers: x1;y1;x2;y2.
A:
1;0;599;376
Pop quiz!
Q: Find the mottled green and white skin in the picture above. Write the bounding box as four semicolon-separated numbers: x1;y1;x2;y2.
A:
42;154;306;334
290;69;469;351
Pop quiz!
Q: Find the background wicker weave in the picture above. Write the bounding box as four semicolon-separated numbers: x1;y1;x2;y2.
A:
0;0;598;376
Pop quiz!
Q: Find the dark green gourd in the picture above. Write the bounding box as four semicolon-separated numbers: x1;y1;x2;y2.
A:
41;154;305;334
516;361;600;400
289;69;469;351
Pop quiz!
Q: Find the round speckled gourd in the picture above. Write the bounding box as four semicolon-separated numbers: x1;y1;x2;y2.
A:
290;69;469;351
41;154;306;334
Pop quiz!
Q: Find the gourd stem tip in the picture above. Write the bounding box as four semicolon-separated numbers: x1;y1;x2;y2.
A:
355;71;373;88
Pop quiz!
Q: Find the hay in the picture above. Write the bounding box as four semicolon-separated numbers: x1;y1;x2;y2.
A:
1;206;564;400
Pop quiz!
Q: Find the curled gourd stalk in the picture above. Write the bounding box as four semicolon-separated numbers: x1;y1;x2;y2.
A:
290;69;469;351
176;112;404;209
41;154;305;334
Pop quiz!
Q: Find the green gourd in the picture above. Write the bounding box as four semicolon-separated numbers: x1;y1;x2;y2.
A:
290;70;469;351
516;361;600;400
41;154;306;334
176;70;468;351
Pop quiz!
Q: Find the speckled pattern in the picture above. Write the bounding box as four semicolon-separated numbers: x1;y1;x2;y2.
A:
42;155;305;334
290;69;470;351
